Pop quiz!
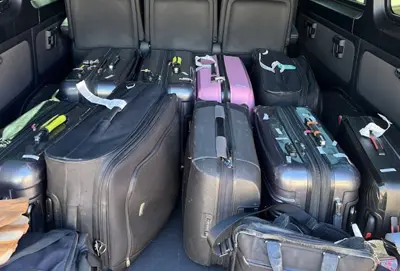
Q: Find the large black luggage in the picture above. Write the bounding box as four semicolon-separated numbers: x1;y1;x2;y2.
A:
254;106;360;229
0;100;93;232
252;50;321;113
337;115;400;238
183;102;261;267
60;48;138;103
137;50;195;164
45;83;180;270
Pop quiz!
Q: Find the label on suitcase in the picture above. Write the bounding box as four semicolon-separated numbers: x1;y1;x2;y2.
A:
183;101;261;266
196;55;255;111
60;48;138;103
338;116;400;238
254;106;360;229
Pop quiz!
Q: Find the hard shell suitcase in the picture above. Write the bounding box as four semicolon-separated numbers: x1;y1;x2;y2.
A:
0;100;93;232
196;55;255;111
337;116;400;238
183;101;261;266
45;83;180;270
137;50;195;164
60;48;138;102
254;106;360;229
252;50;320;113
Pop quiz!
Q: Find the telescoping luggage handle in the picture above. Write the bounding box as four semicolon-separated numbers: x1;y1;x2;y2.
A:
76;80;127;110
195;55;225;82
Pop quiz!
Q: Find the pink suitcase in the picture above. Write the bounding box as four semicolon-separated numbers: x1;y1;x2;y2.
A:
196;55;255;110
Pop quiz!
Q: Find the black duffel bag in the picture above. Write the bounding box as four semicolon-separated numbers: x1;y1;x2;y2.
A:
252;49;321;113
207;205;380;271
0;229;99;271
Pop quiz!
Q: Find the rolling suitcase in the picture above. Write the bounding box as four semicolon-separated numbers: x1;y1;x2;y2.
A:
196;55;255;111
252;49;320;113
0;99;93;232
183;101;261;266
45;83;180;270
137;50;195;164
337;115;400;238
60;48;138;102
254;106;360;229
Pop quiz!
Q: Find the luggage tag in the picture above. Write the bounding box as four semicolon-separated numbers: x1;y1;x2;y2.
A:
258;52;296;73
359;113;392;138
76;81;127;110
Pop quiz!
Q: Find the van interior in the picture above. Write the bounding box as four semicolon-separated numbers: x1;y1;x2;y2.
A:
0;0;400;270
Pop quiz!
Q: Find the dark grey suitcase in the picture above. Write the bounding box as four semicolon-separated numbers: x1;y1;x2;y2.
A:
45;83;180;270
183;102;261;267
137;50;195;164
60;48;138;103
254;106;360;229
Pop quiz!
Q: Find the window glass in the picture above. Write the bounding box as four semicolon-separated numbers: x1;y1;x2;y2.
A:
354;0;365;4
31;0;58;8
392;0;400;15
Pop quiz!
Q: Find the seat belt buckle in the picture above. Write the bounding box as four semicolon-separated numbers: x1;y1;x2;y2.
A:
217;239;233;257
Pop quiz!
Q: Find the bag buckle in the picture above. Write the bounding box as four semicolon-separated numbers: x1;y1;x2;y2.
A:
217;239;233;257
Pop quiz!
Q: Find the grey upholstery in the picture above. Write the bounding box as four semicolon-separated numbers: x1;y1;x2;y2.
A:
218;0;296;54
66;0;143;49
145;0;217;52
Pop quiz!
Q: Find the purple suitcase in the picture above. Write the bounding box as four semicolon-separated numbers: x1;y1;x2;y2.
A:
196;55;255;110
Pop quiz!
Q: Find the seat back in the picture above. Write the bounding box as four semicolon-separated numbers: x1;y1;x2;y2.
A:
66;0;144;49
145;0;217;53
218;0;295;54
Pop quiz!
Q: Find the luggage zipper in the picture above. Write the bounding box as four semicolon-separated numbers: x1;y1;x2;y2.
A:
277;107;321;219
286;107;332;223
217;55;231;103
217;103;234;224
93;96;168;268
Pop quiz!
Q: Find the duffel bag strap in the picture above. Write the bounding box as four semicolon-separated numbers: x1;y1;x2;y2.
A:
266;241;283;271
320;252;339;271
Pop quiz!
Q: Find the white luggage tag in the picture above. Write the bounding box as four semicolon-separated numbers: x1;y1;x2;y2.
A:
195;55;216;72
76;81;127;110
258;50;296;73
359;113;392;138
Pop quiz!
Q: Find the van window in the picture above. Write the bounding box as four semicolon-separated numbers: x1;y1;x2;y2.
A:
31;0;58;8
392;0;400;15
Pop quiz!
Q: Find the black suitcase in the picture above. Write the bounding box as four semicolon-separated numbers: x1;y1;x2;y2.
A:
45;83;180;270
337;116;400;238
252;49;321;113
183;102;261;267
60;48;138;103
0;100;93;232
254;106;360;229
138;50;195;164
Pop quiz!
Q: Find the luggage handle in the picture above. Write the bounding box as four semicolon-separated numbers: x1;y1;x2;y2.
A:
215;105;227;159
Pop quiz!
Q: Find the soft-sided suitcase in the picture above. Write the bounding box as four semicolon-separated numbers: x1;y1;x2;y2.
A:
254;106;360;229
183;101;261;266
196;55;255;111
60;48;138;102
252;49;320;113
0;100;92;232
137;50;195;164
337;115;400;238
45;83;180;270
207;216;378;271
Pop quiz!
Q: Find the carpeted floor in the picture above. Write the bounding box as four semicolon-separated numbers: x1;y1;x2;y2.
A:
129;208;225;271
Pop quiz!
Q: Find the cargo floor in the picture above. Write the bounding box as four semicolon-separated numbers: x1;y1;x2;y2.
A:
129;208;224;271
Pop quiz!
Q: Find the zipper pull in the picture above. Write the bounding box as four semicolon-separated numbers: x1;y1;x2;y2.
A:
126;257;131;267
94;240;107;257
221;157;233;168
333;199;343;228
